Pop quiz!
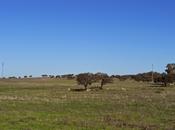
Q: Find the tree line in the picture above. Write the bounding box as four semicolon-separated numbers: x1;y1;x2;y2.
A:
111;64;175;86
76;64;175;89
4;64;175;87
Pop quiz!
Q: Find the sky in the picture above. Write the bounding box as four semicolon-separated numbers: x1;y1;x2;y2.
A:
0;0;175;77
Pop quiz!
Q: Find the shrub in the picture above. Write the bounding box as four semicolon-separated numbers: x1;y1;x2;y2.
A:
95;73;113;89
76;73;95;90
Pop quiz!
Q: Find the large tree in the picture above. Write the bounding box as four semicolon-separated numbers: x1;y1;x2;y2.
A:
166;64;175;74
163;64;175;86
95;73;113;89
76;73;95;90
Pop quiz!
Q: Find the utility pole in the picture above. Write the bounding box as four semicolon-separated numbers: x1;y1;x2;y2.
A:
152;64;154;83
1;62;4;78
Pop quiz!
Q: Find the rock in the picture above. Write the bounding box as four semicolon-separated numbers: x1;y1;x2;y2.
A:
61;95;67;99
121;88;127;91
86;89;91;92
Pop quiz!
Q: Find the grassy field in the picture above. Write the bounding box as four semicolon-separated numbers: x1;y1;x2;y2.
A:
0;78;174;130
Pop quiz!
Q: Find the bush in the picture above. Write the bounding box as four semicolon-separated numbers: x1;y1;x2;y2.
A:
95;73;113;89
76;73;95;90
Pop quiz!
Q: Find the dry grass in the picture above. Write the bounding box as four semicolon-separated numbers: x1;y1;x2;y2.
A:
0;78;174;130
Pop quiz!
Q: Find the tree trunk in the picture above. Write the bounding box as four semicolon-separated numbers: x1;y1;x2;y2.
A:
100;81;104;89
164;81;167;87
84;84;87;90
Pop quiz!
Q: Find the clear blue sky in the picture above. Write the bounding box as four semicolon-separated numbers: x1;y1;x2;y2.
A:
0;0;175;77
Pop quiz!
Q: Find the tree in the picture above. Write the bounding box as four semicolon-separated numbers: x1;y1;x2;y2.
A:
76;73;94;90
166;64;175;74
61;74;74;79
166;64;175;82
49;75;55;78
162;73;168;87
42;75;48;78
163;64;175;87
95;73;113;89
56;75;61;78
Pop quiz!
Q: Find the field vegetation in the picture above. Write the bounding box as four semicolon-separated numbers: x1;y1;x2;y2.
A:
0;78;174;130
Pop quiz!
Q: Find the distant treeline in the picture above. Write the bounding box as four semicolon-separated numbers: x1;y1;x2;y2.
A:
6;72;175;85
7;74;75;79
112;63;175;86
111;72;161;82
4;64;175;87
112;72;175;83
41;74;75;79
